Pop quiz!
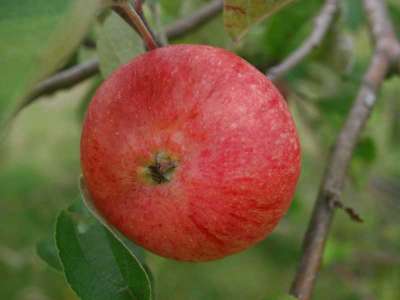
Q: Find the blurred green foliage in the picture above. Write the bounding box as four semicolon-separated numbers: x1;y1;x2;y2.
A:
1;0;400;299
0;0;102;127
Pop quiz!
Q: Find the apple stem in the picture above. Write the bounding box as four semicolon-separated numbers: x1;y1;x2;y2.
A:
112;0;159;50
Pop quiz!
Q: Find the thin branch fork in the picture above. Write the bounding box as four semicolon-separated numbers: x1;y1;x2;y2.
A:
289;0;400;299
267;0;338;81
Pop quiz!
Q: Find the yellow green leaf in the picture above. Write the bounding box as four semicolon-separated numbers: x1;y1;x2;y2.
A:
224;0;295;41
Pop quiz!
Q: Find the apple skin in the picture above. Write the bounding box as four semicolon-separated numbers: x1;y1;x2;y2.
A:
81;45;301;261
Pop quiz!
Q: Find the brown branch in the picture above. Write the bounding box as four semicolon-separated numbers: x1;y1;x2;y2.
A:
267;0;338;81
21;59;99;109
289;0;400;299
164;0;223;40
23;0;223;107
363;0;400;64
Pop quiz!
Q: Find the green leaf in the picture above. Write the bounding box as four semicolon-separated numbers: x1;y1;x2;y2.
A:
223;0;295;41
341;0;365;31
353;136;377;164
349;136;377;186
324;239;353;265
36;237;63;272
234;0;323;66
388;2;400;36
79;176;147;263
77;75;103;121
0;0;105;128
56;202;152;300
80;177;152;288
97;11;145;78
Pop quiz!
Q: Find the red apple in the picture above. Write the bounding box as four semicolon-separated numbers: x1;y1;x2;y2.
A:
81;45;301;261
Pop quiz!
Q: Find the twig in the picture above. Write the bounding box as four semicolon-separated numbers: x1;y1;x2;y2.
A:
289;0;400;299
23;0;223;106
164;0;223;40
329;198;363;223
112;0;159;50
267;0;338;81
21;59;99;110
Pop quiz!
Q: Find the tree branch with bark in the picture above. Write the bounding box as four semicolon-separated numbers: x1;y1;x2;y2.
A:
289;0;400;299
23;59;99;109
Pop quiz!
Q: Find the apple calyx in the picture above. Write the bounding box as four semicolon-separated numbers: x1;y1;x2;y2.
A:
140;151;178;185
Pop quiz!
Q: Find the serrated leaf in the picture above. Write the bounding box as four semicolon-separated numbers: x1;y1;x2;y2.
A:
223;0;295;41
56;203;152;300
0;0;106;128
97;11;145;77
36;237;63;272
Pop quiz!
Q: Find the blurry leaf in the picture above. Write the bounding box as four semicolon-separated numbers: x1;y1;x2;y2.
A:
390;108;400;146
36;237;62;272
261;0;323;62
292;62;359;130
341;0;365;31
302;63;342;98
286;194;302;217
312;26;355;74
77;76;103;121
388;2;400;36
324;239;353;265
159;0;183;20
223;0;295;41
176;15;230;49
350;136;377;186
0;0;106;128
97;11;145;77
256;235;299;267
56;202;152;300
353;137;377;164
